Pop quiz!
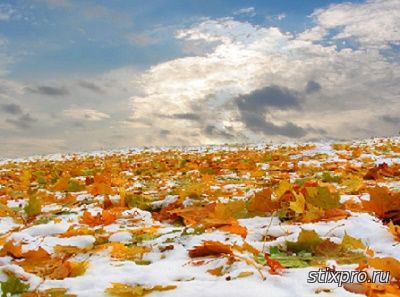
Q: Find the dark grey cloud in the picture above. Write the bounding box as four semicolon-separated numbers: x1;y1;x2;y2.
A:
305;80;321;94
160;129;171;137
27;85;69;96
204;125;234;139
239;111;307;138
78;80;104;94
237;85;300;114
171;113;201;121
1;103;23;115
6;113;37;129
381;115;399;124
236;85;305;138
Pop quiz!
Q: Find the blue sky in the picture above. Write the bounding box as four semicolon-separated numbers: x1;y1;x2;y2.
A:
0;0;399;157
1;0;362;79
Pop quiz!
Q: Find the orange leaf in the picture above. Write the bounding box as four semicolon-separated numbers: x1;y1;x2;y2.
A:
248;188;280;213
368;257;400;280
362;187;400;218
188;240;233;258
219;223;247;238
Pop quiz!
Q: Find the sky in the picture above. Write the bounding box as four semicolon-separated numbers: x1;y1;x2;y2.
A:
0;0;399;158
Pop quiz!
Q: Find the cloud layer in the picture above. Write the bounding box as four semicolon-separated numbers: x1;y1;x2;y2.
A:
1;0;399;157
128;0;400;145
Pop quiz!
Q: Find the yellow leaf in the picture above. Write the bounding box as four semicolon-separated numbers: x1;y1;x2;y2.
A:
274;180;292;200
207;266;224;276
24;195;42;218
368;257;400;279
214;200;247;219
69;261;89;277
289;190;305;214
305;187;340;209
286;229;323;253
237;271;254;278
388;221;400;241
105;283;176;297
341;233;365;250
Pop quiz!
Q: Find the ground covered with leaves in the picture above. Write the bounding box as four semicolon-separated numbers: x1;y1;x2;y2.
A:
1;138;400;297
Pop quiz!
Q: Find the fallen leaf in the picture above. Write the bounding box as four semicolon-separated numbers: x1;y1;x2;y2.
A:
188;241;232;258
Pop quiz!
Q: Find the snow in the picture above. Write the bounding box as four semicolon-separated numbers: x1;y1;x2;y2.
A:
0;136;400;296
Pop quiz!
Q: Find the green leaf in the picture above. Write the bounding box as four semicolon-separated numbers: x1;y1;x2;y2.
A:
66;179;82;192
253;253;267;265
125;194;152;210
321;172;341;183
269;246;311;268
1;273;30;297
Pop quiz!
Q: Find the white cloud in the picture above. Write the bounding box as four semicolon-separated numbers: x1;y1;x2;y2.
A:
233;7;256;16
128;0;400;143
311;0;400;47
63;107;110;121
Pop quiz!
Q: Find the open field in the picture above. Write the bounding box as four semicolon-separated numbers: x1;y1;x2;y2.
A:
1;137;400;297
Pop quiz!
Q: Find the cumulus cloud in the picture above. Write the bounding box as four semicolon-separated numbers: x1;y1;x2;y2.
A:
311;0;400;47
127;0;400;144
63;107;110;121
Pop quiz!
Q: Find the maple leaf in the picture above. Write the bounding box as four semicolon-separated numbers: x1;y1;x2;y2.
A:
90;171;113;195
247;188;280;214
109;243;150;260
214;200;247;219
341;176;364;194
286;229;323;253
219;223;247;238
305;186;341;209
362;187;400;218
0;272;29;297
0;241;49;259
21;288;77;297
49;261;71;280
188;240;233;258
341;233;366;250
169;204;215;226
368;257;400;280
274;180;292;199
264;253;284;275
289;190;305;214
105;283;176;297
79;210;116;226
24;194;42;219
387;221;400;241
17;257;63;278
69;261;89;277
